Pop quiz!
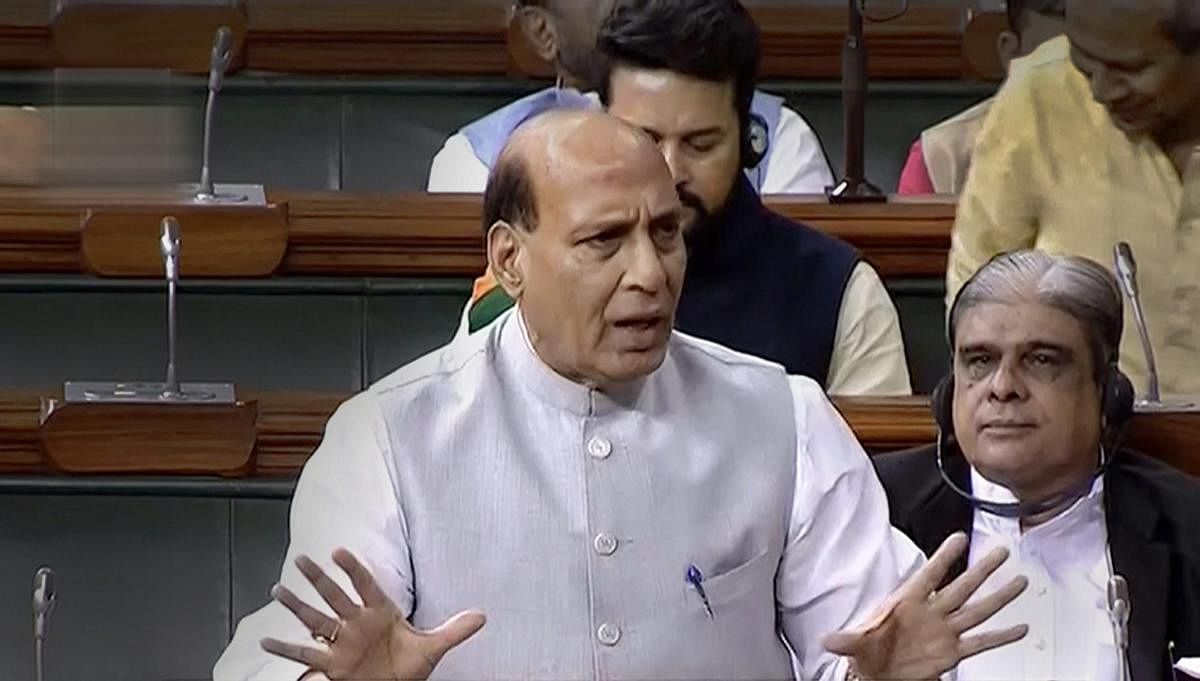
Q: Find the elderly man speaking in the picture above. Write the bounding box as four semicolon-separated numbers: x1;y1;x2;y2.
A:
214;111;1026;681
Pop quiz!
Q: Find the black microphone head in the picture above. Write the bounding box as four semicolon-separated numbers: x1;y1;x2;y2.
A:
33;566;55;615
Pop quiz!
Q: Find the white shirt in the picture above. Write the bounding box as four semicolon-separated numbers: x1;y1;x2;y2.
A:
427;106;833;195
452;262;912;397
214;310;923;681
955;470;1120;681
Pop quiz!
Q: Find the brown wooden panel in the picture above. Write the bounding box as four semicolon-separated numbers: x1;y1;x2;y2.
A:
0;1;985;79
81;203;288;278
0;190;956;279
51;3;247;73
1;0;53;26
282;192;485;276
246;0;507;75
0;202;82;272
39;398;256;476
0;392;43;474
0;25;53;68
752;4;967;79
3;391;1199;477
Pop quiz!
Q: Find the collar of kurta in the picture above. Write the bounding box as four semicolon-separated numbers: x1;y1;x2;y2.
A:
498;308;651;417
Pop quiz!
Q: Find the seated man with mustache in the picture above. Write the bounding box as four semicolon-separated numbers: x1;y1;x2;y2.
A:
464;0;911;397
876;250;1200;681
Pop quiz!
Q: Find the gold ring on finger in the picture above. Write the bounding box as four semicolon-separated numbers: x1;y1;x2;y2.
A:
312;620;341;646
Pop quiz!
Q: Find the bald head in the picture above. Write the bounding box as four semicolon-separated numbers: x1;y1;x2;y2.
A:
483;109;670;235
515;0;616;89
483;108;686;390
1067;0;1199;53
1067;0;1200;136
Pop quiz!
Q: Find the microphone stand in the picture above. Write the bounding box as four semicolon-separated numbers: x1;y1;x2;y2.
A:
60;216;235;405
161;217;181;397
33;567;55;681
1113;242;1196;410
826;0;885;203
195;25;246;204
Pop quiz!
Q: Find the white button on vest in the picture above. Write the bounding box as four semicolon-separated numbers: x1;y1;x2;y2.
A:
593;533;618;556
586;436;612;459
596;622;621;646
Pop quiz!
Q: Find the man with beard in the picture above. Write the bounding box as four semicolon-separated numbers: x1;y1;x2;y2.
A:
947;0;1200;396
463;0;911;396
426;0;834;197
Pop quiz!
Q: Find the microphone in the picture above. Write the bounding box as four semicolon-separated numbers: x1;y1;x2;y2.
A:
1107;574;1131;681
160;215;180;283
33;567;55;640
1114;242;1161;403
826;0;885;203
197;26;239;203
33;566;55;681
208;26;233;94
160;216;181;396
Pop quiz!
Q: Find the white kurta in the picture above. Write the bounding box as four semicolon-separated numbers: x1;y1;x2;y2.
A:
957;471;1120;681
214;310;922;681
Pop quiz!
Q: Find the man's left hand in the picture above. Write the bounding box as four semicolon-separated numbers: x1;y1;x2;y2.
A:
823;532;1028;680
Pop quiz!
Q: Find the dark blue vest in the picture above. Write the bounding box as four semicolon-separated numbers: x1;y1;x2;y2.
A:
674;177;860;385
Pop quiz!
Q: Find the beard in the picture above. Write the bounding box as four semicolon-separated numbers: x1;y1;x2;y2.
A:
680;186;729;259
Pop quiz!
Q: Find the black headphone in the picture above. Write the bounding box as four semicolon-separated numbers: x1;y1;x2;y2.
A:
932;367;1133;518
741;111;770;170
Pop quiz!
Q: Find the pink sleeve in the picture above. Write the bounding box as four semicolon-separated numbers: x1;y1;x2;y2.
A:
896;140;935;195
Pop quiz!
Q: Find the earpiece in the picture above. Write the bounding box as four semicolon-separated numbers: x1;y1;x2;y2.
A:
741;112;769;169
932;364;1134;442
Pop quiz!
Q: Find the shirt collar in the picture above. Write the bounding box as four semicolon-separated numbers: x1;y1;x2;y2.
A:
970;466;1106;542
496;307;651;418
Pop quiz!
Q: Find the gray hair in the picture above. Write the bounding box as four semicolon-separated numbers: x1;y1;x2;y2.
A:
948;250;1124;383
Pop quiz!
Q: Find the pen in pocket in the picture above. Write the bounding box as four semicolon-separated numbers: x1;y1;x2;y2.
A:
686;564;714;619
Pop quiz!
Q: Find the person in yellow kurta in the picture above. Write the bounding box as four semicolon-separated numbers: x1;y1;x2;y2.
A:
948;0;1200;397
896;0;1066;196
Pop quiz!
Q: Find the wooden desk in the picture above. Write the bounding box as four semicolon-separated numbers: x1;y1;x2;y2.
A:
0;1;1003;80
0;189;955;279
3;391;1197;477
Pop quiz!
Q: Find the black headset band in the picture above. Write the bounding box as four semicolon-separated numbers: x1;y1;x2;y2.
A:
934;432;1114;519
